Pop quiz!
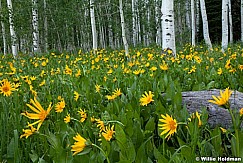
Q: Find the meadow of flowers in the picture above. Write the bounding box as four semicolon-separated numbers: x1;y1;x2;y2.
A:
1;44;243;162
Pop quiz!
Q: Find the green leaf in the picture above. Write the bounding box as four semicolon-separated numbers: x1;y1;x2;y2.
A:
76;147;92;156
38;158;46;163
145;117;155;132
210;127;222;156
124;138;136;162
206;81;215;90
90;151;106;163
115;124;127;145
135;143;147;163
173;91;182;111
101;136;111;156
135;136;153;163
7;138;14;159
13;130;20;163
132;120;144;150
177;137;193;160
29;150;39;163
118;161;131;163
153;147;168;163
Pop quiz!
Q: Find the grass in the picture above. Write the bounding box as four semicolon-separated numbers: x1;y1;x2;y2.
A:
0;44;243;162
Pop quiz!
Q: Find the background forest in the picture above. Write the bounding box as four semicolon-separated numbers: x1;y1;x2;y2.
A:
0;0;241;54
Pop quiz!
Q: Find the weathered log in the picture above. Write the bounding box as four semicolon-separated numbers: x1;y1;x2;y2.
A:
181;89;243;128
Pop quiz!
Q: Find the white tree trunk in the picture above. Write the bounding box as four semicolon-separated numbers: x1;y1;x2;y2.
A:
44;0;48;52
241;0;243;42
185;0;191;29
32;0;39;53
161;0;176;55
196;0;200;34
199;0;212;49
191;0;196;46
177;3;183;45
137;2;141;43
222;0;228;51
90;0;97;52
155;0;162;46
132;0;137;46
7;0;18;58
0;0;7;55
228;0;233;43
119;0;129;56
1;21;7;55
105;0;113;48
146;0;151;46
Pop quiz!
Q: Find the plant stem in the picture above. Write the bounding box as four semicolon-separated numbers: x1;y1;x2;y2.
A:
229;109;240;156
162;138;165;155
92;143;110;163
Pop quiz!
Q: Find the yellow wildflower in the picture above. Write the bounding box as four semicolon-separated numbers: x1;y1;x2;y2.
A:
78;109;87;122
0;79;17;96
102;125;115;141
158;114;177;140
95;84;101;93
71;133;87;156
20;123;37;139
217;68;223;75
74;91;80;101
140;91;154;106
96;118;105;131
106;95;116;100
225;59;231;69
75;69;81;77
55;100;65;113
150;66;157;71
240;108;243;116
112;88;122;97
21;97;52;131
220;127;227;133
39;80;45;86
64;113;71;123
188;111;202;127
159;62;168;71
208;88;232;108
64;65;72;75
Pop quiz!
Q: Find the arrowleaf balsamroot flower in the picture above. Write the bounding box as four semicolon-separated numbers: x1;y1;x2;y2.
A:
188;111;202;127
95;84;101;93
64;113;71;123
140;91;154;106
20;123;37;139
55;100;65;113
220;127;227;133
74;91;80;101
158;114;177;140
78;109;87;122
0;79;17;96
106;95;116;100
96;118;105;131
208;87;232;108
239;108;243;116
71;133;87;156
21;97;52;131
102;125;115;141
112;88;122;97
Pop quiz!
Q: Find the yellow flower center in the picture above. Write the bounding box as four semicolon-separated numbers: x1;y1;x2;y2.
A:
169;120;177;130
146;97;152;103
39;110;47;121
2;85;10;92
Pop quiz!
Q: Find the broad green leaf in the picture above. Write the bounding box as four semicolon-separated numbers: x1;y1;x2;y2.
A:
145;117;155;132
153;147;168;163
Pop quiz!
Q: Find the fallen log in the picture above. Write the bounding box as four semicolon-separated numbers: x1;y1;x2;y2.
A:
181;89;243;128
